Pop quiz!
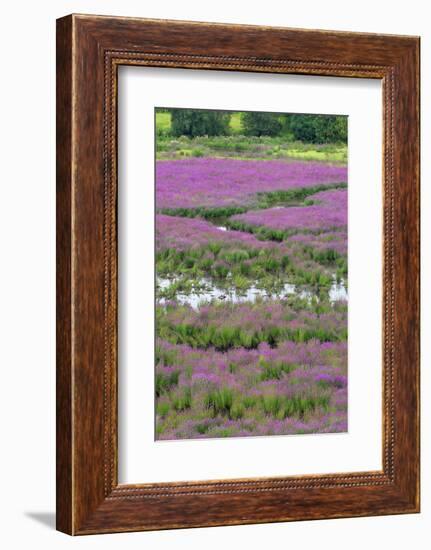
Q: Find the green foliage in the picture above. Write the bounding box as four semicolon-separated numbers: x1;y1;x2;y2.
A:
213;263;229;279
171;108;231;137
155;345;178;366
261;394;330;419
195;422;210;434
156;133;348;161
172;387;192;411
229;112;243;134
157;108;347;144
156;401;170;416
241;111;282;136
155;370;180;397
281;255;291;269
258;356;296;380
225;217;343;245
228;362;238;374
159;205;247;220
230;403;245;420
208;242;222;257
285;114;347;144
242;395;258;409
157;316;344;351
205;388;234;416
261;395;283;416
307;247;341;265
220;249;250;263
257;182;347;208
155;111;171;137
156;238;343;301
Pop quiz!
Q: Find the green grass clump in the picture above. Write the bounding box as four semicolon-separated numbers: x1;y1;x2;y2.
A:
155;346;178;366
156;401;170;417
261;395;283;416
228;362;238;374
172;387;192;411
155;370;180;397
195;422;211;435
213;263;229;279
242;395;258;409
205;388;234;416
220;249;250;263
230;403;245;420
159;205;247;220
157;318;345;351
261;394;330;419
307;247;341;265
258;356;296;380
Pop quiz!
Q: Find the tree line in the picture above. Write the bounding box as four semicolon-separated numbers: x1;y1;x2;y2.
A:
165;109;347;144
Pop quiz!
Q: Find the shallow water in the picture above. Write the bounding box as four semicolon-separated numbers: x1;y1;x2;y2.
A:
157;276;347;309
328;281;348;302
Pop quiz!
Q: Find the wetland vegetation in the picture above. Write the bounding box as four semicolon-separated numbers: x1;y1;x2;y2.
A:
154;108;348;440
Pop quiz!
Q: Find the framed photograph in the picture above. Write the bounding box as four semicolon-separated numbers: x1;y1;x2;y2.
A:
56;14;420;535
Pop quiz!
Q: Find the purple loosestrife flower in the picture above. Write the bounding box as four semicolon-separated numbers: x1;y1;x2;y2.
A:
232;195;347;234
191;370;221;386
156;158;347;209
156;214;275;251
154;154;348;440
231;189;347;235
315;373;347;388
309;188;348;207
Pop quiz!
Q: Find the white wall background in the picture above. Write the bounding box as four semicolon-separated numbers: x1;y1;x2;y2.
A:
0;1;427;548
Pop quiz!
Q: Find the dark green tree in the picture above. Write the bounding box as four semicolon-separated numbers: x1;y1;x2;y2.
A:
241;112;282;136
170;109;230;137
285;114;347;144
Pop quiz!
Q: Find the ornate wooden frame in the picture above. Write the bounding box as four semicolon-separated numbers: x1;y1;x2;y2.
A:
56;14;420;535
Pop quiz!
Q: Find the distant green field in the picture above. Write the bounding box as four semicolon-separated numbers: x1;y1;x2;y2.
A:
286;148;347;163
156;112;172;132
229;112;243;133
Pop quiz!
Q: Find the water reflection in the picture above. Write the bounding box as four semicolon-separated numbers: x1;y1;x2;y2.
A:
157;276;347;309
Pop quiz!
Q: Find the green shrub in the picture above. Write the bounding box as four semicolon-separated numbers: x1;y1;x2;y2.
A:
241;112;282;136
284;114;347;144
171;108;231;137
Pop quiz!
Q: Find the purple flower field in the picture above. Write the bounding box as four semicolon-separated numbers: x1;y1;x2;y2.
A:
231;189;347;233
155;119;348;441
156;214;272;251
156;158;347;209
156;338;347;439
